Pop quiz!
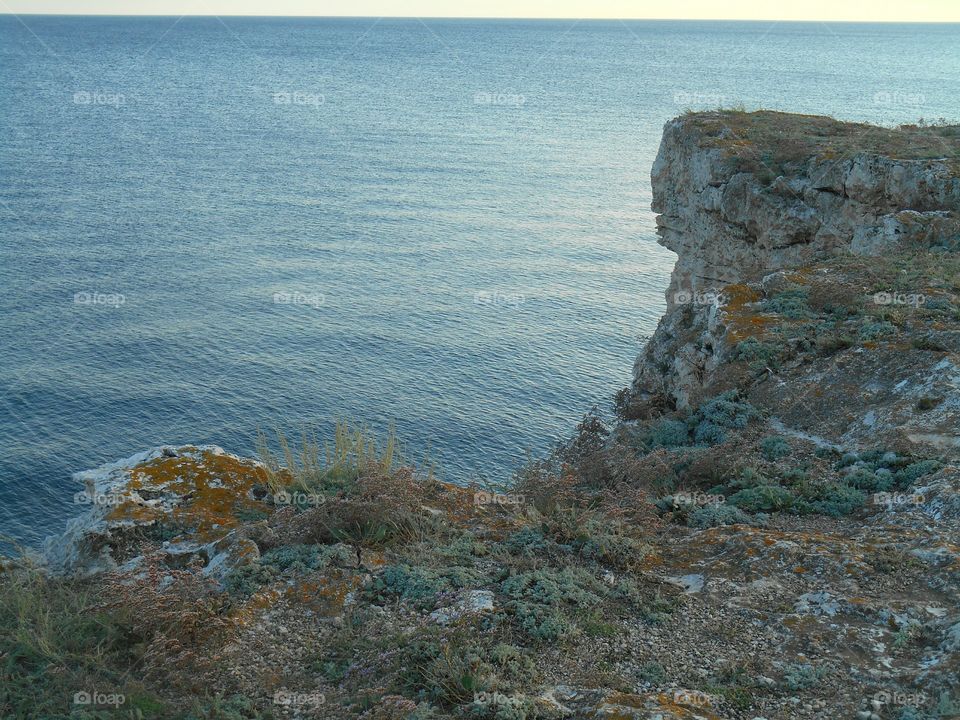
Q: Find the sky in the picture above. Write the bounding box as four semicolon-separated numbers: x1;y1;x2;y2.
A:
2;0;959;21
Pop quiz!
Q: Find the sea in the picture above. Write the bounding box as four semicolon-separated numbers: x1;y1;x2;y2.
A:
1;15;958;548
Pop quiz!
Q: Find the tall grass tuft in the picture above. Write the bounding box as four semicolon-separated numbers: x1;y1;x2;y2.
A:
256;420;400;494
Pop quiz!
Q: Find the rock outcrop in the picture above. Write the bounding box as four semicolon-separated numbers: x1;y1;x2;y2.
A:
43;445;272;577
651;112;960;303
632;111;960;460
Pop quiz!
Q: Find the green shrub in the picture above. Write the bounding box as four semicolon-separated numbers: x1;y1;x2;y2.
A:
728;485;795;512
509;602;571;642
859;320;896;341
581;609;619;638
366;564;484;608
575;525;650;571
637;661;666;684
400;640;537;712
687;503;754;528
184;694;269;719
732;338;782;372
648;419;692;449
398;636;494;705
693;422;728;446
695;391;761;431
637;392;760;452
893;459;941;488
846;468;893;493
261;543;353;572
691;391;762;445
760;435;791;461
806;483;865;517
0;569;160;720
638;591;679;625
816;331;854;355
836;452;860;469
501;527;550;555
764;288;811;319
224;563;276;598
500;568;603;642
500;568;601;608
225;543;355;597
782;663;831;690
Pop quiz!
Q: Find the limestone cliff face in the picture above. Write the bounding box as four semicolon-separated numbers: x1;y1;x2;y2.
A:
650;112;960;305
632;111;960;455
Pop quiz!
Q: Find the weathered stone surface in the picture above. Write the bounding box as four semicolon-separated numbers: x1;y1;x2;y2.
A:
631;112;960;461
43;445;271;577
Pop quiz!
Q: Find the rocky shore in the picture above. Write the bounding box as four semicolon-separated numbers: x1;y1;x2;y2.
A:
4;111;960;720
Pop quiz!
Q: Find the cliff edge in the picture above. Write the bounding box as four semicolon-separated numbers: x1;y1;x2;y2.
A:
631;111;960;460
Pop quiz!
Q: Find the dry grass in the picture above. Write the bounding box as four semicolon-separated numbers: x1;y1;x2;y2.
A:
686;110;960;177
256;420;400;494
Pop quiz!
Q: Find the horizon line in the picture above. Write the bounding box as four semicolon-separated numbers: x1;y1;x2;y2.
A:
3;12;960;23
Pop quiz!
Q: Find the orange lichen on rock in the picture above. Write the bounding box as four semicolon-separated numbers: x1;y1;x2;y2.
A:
230;586;283;627
284;573;363;616
720;283;775;343
108;449;271;543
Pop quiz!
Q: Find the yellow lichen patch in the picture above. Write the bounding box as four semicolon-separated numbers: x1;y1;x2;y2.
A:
230;586;283;627
784;268;813;285
108;450;271;543
720;283;775;344
362;550;388;568
723;284;762;315
284;573;362;617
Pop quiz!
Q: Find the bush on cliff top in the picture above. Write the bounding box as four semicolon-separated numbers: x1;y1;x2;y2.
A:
763;287;811;319
639;391;761;451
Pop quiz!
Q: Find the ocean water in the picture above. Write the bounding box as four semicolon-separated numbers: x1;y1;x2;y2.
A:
1;16;958;548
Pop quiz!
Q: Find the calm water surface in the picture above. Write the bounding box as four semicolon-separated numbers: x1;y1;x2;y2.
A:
1;16;958;546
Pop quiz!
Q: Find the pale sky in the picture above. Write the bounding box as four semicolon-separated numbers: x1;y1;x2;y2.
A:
3;0;959;21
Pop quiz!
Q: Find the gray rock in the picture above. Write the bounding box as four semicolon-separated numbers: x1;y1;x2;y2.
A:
429;590;495;624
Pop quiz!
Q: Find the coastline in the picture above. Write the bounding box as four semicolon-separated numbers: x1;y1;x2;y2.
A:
9;110;960;719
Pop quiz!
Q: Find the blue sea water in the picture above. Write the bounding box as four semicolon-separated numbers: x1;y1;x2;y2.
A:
0;16;958;548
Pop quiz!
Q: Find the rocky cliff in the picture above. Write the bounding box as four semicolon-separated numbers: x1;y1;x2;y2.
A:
632;111;960;458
